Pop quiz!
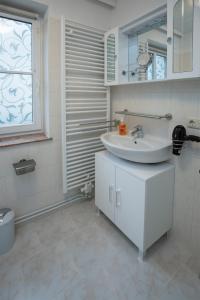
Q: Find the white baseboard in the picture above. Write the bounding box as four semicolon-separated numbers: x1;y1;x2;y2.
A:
15;194;86;225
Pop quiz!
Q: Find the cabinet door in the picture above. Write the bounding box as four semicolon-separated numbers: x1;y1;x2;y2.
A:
167;0;200;79
115;167;145;250
95;155;115;222
104;28;119;86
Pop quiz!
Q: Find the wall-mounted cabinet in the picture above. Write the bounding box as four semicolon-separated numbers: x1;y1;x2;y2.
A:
105;28;118;85
105;28;129;85
104;0;200;86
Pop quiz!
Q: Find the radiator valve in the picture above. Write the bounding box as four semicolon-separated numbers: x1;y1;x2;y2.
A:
81;181;94;198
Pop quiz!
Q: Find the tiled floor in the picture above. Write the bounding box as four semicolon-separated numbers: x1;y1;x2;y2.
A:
0;200;200;300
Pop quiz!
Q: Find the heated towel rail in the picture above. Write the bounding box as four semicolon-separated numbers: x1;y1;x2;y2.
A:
61;19;110;194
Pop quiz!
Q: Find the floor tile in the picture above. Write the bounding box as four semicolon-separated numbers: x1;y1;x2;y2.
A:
0;200;198;300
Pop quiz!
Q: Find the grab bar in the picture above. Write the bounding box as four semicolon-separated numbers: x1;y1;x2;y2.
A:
114;109;172;120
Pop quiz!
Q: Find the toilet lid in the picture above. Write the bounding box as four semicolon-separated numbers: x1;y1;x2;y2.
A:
0;209;14;225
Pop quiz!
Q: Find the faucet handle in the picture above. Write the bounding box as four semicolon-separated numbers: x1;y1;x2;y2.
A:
129;124;144;138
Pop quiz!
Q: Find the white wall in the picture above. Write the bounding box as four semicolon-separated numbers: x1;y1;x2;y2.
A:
39;0;112;30
0;0;112;218
110;0;166;28
111;0;200;256
111;81;200;255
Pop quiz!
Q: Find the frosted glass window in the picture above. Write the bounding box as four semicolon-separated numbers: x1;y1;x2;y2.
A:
156;55;166;79
0;16;33;127
147;63;153;80
147;54;166;80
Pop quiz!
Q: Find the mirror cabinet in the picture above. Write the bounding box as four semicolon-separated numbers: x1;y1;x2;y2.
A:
104;0;200;86
105;30;118;85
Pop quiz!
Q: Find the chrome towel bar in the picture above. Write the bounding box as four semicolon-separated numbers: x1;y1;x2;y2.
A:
114;109;172;120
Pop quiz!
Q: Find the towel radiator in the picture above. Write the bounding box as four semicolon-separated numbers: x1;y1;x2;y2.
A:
61;19;110;194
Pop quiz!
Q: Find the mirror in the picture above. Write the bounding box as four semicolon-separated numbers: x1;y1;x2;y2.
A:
107;34;116;82
128;15;167;82
173;0;194;73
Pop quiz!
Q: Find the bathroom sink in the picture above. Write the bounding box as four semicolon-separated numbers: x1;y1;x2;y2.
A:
101;132;172;163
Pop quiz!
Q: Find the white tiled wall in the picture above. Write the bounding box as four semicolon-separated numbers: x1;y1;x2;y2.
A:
111;80;200;255
110;0;166;28
0;18;64;217
39;0;112;30
109;0;200;255
0;0;112;218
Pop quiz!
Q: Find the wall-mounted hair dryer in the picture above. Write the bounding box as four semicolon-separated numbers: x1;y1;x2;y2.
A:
172;125;200;156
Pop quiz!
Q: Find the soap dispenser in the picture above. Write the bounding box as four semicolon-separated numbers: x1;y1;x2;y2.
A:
118;116;127;136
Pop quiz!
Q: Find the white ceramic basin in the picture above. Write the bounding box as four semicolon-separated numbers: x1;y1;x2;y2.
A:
101;132;172;164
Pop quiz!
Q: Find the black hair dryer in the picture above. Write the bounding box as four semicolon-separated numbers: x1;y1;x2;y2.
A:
172;125;200;156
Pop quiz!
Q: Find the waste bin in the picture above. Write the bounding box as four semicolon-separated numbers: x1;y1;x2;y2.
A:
0;208;15;255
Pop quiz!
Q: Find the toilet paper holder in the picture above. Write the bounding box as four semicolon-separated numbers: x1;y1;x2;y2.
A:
13;159;36;175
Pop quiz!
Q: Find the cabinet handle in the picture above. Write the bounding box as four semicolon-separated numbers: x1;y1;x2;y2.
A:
116;189;121;207
109;185;114;202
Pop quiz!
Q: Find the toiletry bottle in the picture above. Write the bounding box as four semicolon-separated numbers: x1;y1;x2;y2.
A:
118;117;127;136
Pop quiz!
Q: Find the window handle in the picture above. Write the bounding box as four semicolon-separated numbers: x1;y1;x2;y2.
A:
116;189;121;207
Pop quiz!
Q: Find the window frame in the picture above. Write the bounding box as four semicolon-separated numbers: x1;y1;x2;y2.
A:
0;11;42;136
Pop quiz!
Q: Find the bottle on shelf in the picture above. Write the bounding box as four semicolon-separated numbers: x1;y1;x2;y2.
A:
118;117;127;136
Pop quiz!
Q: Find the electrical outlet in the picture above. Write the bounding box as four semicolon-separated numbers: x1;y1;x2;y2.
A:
187;119;200;130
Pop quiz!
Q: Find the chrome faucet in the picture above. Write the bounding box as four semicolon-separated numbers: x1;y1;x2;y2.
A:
129;125;144;138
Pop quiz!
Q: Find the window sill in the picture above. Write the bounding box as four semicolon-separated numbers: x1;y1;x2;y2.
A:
0;133;52;148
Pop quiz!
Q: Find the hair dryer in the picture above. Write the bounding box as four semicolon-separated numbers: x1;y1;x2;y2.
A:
172;125;200;156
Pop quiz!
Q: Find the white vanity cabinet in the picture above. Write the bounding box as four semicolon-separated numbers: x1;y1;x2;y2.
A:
95;151;175;257
167;0;200;79
95;154;115;223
